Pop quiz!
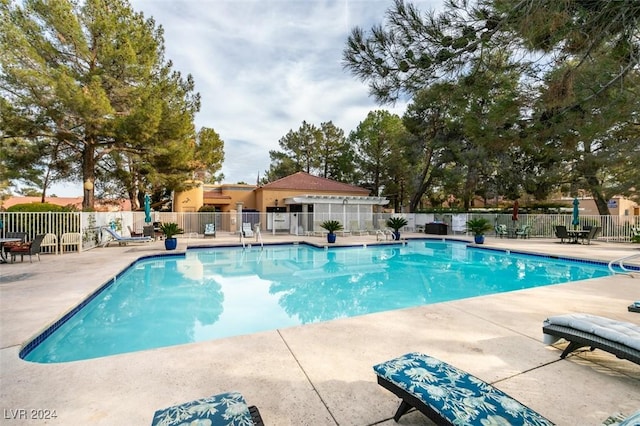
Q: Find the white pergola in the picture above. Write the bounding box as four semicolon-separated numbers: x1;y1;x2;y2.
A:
283;195;389;234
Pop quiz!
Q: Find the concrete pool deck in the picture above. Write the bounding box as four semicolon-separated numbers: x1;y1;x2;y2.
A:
1;233;639;425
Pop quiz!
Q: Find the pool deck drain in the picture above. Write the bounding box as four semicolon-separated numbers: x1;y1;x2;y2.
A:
1;233;639;425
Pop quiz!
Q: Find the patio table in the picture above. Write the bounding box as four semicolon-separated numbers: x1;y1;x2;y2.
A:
0;238;21;263
566;229;589;244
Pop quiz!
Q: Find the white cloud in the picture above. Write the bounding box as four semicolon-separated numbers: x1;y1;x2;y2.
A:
52;0;442;195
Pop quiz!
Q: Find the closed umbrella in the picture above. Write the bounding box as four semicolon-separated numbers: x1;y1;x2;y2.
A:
512;200;519;222
572;197;580;229
144;194;152;224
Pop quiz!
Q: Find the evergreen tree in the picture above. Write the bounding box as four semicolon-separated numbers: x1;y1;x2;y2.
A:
0;0;214;209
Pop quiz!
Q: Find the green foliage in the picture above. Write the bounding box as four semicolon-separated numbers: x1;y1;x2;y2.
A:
386;216;408;231
341;0;640;210
194;127;225;183
159;222;183;239
319;220;343;234
264;120;355;183
7;202;76;212
466;218;493;236
0;0;215;209
349;110;408;208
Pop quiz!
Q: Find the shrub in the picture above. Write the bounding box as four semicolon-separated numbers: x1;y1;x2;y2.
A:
320;220;343;234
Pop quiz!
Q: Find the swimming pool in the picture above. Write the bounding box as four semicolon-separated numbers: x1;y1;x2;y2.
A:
22;240;614;363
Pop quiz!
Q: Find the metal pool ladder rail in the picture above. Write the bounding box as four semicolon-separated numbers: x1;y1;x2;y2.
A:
608;253;640;277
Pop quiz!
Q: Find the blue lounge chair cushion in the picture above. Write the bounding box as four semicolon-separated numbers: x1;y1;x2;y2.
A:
151;391;253;426
373;352;554;425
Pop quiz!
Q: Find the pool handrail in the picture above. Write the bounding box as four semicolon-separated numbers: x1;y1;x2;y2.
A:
608;253;640;276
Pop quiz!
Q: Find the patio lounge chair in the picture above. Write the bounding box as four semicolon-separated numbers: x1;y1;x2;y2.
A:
578;226;600;244
542;313;640;365
515;224;532;238
350;220;368;236
495;224;508;238
204;223;216;238
242;222;254;238
101;227;152;247
128;225;143;237
151;391;263;426
10;234;46;263
554;225;569;243
40;233;58;255
373;352;555;425
60;232;82;253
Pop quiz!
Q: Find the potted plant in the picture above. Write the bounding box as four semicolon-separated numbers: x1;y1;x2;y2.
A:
466;218;493;244
159;222;183;250
319;220;343;243
386;216;408;240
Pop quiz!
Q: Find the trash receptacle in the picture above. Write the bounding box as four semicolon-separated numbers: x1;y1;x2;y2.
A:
425;222;448;235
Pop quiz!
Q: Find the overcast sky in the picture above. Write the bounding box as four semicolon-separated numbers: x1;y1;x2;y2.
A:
52;0;442;196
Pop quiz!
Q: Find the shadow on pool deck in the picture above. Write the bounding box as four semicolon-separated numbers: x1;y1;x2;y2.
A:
1;233;639;425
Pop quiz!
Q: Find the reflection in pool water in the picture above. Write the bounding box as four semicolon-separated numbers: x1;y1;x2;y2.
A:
22;241;611;363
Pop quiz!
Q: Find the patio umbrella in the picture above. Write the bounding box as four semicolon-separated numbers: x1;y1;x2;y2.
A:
512;200;519;222
572;197;580;229
144;194;152;224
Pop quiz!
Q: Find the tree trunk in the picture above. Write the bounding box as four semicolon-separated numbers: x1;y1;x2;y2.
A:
409;146;434;212
82;142;96;211
585;175;611;215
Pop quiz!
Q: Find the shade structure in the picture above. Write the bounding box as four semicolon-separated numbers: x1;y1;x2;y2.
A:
572;197;580;229
512;200;519;221
144;194;152;224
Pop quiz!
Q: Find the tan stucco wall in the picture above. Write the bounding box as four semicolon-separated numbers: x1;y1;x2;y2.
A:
220;185;257;211
176;183;370;213
173;181;204;213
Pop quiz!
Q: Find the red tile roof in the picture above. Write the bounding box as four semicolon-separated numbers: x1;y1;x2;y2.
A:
262;172;370;194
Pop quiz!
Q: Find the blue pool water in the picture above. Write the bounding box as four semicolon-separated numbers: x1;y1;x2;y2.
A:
22;240;614;363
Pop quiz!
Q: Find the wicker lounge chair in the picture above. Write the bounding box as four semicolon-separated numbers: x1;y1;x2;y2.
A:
578;226;600;244
554;225;570;243
151;391;263;426
374;352;554;425
542;313;640;365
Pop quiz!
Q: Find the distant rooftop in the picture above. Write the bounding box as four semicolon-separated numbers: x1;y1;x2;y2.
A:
261;172;370;194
